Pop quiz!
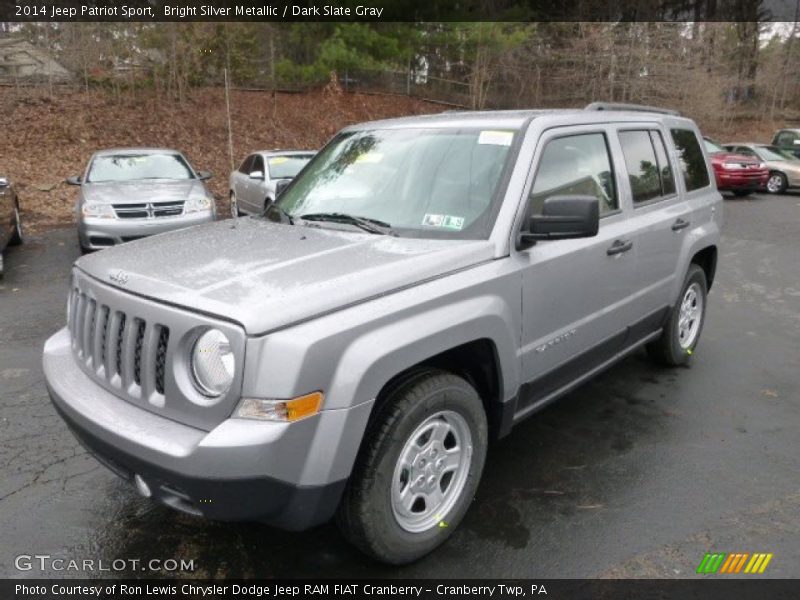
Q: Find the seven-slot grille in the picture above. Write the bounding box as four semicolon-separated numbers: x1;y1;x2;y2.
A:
68;287;169;402
112;201;185;219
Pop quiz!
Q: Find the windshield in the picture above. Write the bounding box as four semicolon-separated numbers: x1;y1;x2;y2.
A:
274;127;516;239
703;139;724;154
267;155;314;179
87;153;195;183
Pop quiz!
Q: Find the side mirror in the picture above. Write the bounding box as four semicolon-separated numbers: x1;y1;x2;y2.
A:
66;176;82;185
249;170;264;180
518;195;599;248
275;179;291;197
197;171;212;180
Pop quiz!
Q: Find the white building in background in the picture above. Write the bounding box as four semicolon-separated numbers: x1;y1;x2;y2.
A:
0;36;72;83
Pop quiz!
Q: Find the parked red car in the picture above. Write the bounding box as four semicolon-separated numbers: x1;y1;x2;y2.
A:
703;137;768;197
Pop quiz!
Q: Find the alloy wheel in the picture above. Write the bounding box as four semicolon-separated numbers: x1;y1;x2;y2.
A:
391;410;473;533
678;282;704;349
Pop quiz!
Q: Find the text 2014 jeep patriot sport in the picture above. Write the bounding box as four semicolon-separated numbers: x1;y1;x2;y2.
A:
44;103;721;564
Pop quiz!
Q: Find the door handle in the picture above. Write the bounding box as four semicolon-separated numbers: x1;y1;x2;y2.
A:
607;239;633;256
671;218;690;231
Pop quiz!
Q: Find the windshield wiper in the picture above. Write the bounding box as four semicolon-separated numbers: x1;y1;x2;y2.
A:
297;212;394;235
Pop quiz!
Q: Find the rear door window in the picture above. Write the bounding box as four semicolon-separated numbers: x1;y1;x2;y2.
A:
670;129;710;192
651;131;676;196
619;130;676;204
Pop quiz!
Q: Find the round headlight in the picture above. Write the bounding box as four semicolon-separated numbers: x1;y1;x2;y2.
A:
191;329;234;397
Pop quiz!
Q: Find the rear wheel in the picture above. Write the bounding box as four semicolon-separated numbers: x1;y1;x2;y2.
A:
647;264;708;366
8;204;22;246
337;370;488;564
766;172;788;194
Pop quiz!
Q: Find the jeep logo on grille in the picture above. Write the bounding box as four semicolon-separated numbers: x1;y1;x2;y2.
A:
109;270;129;286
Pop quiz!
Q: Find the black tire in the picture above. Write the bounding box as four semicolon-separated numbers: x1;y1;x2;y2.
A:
336;369;488;565
647;264;708;366
78;236;91;255
8;203;22;246
732;190;751;197
230;192;242;218
766;172;788;195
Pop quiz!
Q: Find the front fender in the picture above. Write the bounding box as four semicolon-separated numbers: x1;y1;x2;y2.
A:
331;294;519;412
243;265;521;411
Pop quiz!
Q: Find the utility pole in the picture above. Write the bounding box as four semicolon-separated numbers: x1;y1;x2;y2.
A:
224;68;235;171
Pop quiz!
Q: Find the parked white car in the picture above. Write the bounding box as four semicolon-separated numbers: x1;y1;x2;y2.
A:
229;150;315;217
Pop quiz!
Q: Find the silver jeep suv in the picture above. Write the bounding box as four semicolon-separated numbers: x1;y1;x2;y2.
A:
44;104;721;564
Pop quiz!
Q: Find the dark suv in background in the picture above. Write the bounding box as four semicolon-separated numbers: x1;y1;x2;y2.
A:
772;128;800;159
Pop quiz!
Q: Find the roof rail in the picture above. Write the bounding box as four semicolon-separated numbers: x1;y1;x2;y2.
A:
585;102;680;116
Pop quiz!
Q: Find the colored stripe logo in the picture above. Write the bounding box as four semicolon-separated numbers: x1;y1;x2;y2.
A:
697;552;773;574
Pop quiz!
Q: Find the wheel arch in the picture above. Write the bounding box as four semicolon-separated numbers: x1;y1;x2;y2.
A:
371;338;508;439
690;245;717;290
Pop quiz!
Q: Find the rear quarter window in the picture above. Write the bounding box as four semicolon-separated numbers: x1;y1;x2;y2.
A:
670;129;710;192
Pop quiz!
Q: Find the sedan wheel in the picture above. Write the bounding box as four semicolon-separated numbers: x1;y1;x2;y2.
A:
9;205;23;246
766;172;787;194
230;192;239;218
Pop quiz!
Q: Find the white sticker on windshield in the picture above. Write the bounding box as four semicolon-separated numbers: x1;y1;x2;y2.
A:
423;214;465;230
478;130;513;146
354;152;384;163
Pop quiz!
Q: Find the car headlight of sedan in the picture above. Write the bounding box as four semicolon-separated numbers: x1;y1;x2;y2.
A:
81;202;115;219
184;195;213;213
191;329;235;397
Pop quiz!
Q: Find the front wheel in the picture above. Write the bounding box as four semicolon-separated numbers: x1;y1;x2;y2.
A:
8;204;22;246
229;192;241;218
766;172;788;194
647;264;708;366
337;370;488;564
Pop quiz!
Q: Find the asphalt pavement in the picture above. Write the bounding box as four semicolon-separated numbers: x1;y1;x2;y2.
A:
1;192;798;579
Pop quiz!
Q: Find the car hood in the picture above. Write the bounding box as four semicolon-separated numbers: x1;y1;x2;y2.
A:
764;159;800;174
82;180;205;204
75;218;495;334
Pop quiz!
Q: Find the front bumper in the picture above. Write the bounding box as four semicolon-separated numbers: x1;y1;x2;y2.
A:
78;211;214;250
43;328;366;530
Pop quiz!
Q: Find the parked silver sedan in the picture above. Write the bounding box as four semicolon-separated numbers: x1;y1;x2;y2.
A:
0;175;23;276
229;150;315;217
723;142;800;194
68;148;216;253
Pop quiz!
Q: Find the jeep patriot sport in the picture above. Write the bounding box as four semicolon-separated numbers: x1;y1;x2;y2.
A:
44;103;721;564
